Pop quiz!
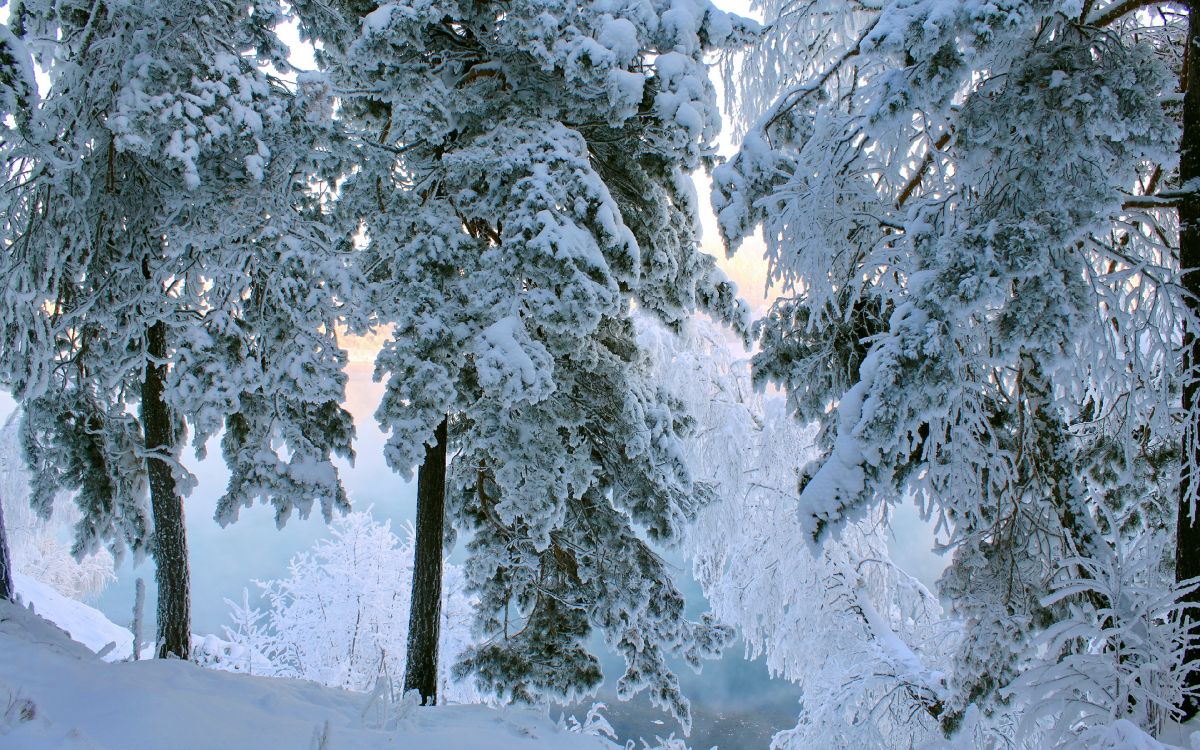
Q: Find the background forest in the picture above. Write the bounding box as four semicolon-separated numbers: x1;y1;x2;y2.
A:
0;0;1197;748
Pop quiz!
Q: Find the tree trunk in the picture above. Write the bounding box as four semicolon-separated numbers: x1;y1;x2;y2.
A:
0;496;14;602
1178;1;1200;716
404;417;447;705
142;319;190;660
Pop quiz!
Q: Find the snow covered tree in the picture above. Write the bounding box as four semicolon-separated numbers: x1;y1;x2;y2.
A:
0;0;357;658
290;0;754;727
224;511;479;702
714;0;1193;742
1170;0;1200;714
0;14;41;608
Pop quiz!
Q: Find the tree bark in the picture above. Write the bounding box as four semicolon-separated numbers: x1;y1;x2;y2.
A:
0;496;14;602
1178;1;1200;717
404;417;447;705
142;319;190;660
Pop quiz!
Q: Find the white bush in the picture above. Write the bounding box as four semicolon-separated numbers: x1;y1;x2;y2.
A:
224;510;480;702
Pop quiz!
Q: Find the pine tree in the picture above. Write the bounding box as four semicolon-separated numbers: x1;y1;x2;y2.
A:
714;0;1190;742
0;22;28;607
0;0;356;658
292;0;754;726
1175;1;1200;714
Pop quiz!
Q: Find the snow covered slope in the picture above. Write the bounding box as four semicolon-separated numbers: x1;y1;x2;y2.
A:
0;600;616;750
12;572;140;661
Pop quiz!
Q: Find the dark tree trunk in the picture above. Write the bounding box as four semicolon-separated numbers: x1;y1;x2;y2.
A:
1178;1;1200;717
142;319;190;660
404;417;447;705
0;496;14;602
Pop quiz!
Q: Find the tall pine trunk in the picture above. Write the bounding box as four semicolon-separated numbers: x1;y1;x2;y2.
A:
142;319;190;659
0;498;13;602
404;417;447;704
1178;1;1200;715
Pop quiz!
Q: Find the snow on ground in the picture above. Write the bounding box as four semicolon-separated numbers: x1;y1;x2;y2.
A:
4;572;1195;750
13;572;145;661
0;599;617;750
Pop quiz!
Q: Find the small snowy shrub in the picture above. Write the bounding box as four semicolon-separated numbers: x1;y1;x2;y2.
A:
0;689;36;731
561;702;618;742
562;705;711;750
224;511;479;701
191;631;273;675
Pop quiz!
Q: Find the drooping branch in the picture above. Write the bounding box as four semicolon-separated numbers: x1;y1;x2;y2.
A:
850;567;944;720
1123;193;1192;209
1087;0;1188;28
762;13;883;142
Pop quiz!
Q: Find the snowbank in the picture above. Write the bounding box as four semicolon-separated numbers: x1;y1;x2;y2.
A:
0;600;616;749
13;572;140;661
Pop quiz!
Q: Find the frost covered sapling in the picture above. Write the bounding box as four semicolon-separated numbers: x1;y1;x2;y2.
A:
224;511;479;702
